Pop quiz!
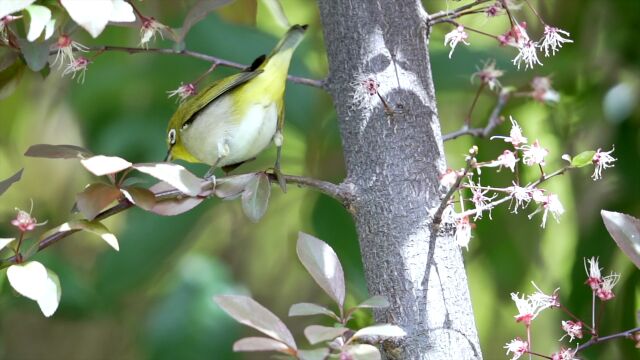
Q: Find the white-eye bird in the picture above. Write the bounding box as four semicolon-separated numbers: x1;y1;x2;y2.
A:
164;24;308;182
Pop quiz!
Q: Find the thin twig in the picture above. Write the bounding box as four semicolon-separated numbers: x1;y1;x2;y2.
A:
0;174;350;267
428;0;493;23
433;160;473;226
443;90;510;141
576;326;640;352
456;166;569;218
86;45;326;89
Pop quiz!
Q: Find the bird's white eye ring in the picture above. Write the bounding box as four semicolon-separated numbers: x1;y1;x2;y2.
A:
168;129;177;145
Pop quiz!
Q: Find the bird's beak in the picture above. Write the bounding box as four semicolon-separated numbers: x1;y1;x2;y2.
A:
164;147;172;162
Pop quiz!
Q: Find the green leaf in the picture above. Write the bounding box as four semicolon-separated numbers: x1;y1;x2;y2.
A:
571;150;595;168
24;144;93;159
42;220;119;251
241;173;271;222
76;183;121;220
0;168;23;197
601;210;640;269
17;37;51;71
121;187;156;211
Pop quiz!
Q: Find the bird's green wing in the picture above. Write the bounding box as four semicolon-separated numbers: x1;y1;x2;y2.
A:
174;70;263;128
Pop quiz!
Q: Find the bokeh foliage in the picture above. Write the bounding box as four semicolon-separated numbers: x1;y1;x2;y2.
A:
0;0;638;359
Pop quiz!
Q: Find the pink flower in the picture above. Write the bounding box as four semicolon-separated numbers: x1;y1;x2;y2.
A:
529;192;564;228
455;216;472;250
485;2;503;17
167;83;197;103
140;17;167;48
491;116;528;146
551;347;578;360
496;150;518;172
11;206;45;233
52;34;88;69
507;183;532;213
584;257;602;290
511;293;537;325
498;22;529;47
62;57;90;83
531;76;560;103
504;338;528;360
560;321;583;342
591;146;616;181
469;181;497;220
596;273;620;301
530;282;560;309
520;140;548;166
444;25;470;59
513;39;542;70
351;74;380;111
472;59;504;91
539;26;573;57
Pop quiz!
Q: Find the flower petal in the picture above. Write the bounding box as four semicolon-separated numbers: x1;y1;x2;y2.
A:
61;0;113;38
25;5;52;42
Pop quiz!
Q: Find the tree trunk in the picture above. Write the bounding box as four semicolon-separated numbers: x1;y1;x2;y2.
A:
317;1;482;359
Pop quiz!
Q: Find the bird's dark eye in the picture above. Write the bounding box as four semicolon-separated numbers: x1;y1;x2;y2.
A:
168;129;176;145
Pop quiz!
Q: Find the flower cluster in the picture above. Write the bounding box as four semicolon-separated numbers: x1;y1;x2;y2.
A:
584;257;620;301
503;257;628;360
443;116;617;249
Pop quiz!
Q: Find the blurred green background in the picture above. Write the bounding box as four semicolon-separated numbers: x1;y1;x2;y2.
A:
0;0;638;359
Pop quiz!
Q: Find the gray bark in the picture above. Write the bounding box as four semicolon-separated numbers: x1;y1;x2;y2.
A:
317;1;482;359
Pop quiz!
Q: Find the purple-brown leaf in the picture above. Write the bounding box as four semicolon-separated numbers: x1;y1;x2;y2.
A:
296;232;346;308
601;210;640;269
0;168;22;197
24;144;92;159
288;302;339;320
354;295;390;309
214;295;296;350
215;173;257;199
147;181;204;216
232;337;291;353
241;172;271;222
304;325;348;345
76;183;121;220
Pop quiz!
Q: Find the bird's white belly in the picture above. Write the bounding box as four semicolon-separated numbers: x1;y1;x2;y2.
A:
181;96;278;167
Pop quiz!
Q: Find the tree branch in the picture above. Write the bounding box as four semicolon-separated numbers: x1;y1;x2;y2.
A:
443;90;510;141
0;173;349;267
577;326;640;352
88;45;326;89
